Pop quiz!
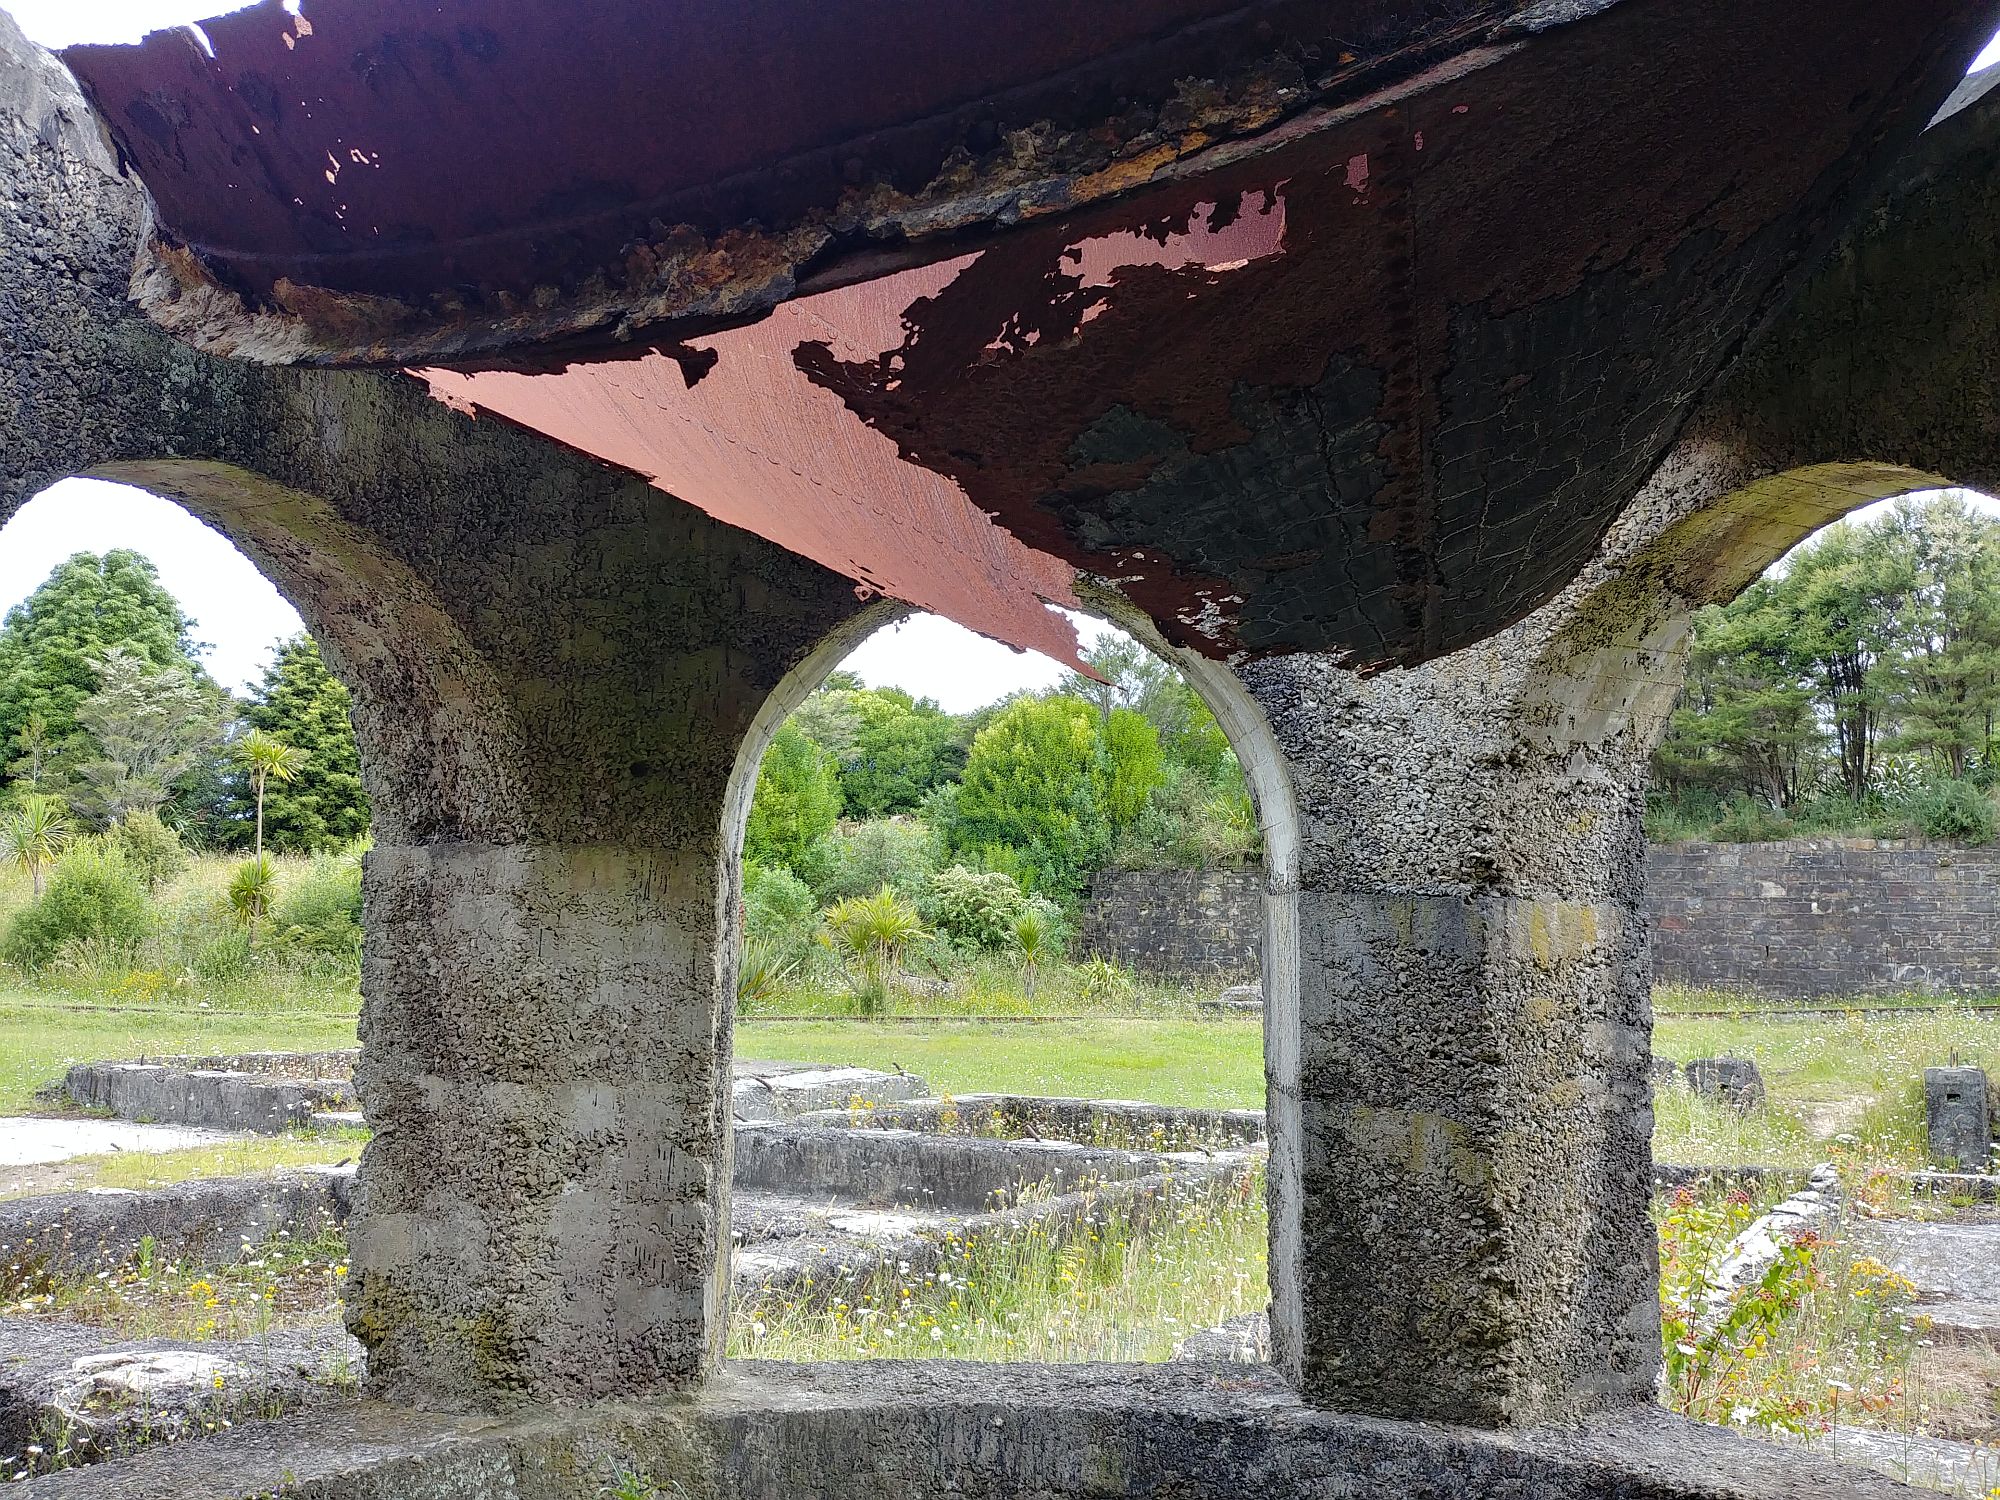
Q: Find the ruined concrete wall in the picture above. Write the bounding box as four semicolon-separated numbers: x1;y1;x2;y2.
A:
1075;868;1261;977
1650;839;2000;997
1083;838;2000;998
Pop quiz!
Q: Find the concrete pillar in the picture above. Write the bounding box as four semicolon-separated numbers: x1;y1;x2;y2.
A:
0;24;873;1395
1925;1066;1990;1170
1242;626;1669;1428
321;515;867;1406
348;842;732;1398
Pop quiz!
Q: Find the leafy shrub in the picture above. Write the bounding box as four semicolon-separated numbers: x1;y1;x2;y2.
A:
114;810;188;892
953;696;1109;903
920;865;1027;951
745;863;816;940
1707;799;1794;844
814;817;937;904
2;844;149;971
744;724;841;874
1113;762;1260;870
1908;778;1996;844
273;851;363;965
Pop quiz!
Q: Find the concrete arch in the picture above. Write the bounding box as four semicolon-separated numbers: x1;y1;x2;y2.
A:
79;459;533;846
718;580;1307;1374
1521;461;1951;758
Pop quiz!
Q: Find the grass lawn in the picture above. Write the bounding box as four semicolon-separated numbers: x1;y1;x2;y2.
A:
4;994;1987;1172
1652;1009;2000;1166
0;994;358;1115
737;1017;1265;1110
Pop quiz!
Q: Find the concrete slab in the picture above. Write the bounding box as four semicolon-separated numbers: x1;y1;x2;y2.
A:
0;1118;238;1169
1859;1216;2000;1337
1813;1425;2000;1493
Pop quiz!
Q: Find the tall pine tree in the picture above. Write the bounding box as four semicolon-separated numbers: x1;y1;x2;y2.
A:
223;635;370;852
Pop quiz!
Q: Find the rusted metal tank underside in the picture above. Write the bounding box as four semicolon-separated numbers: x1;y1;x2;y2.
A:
65;0;1997;668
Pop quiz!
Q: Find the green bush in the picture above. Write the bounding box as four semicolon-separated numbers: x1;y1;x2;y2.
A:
2;844;149;971
114;810;188;892
1908;779;1997;844
1707;799;1794;843
273;851;364;965
745;863;816;940
920;865;1027;951
814;817;937;904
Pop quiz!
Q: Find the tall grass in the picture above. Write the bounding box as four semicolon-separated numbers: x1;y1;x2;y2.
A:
731;1169;1266;1362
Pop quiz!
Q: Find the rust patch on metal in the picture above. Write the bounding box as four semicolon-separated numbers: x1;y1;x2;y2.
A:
66;0;1533;364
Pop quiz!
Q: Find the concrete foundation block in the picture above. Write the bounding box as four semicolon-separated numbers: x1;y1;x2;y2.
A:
1686;1058;1765;1111
1925;1066;1991;1170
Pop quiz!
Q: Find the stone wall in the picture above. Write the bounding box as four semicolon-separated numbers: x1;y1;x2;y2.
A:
1075;868;1262;977
1087;841;2000;998
1649;839;2000;997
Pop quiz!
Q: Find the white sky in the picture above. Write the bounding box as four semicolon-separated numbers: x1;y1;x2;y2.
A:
7;6;2000;707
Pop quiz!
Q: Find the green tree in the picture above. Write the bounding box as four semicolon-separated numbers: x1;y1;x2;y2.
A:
7;713;56;792
953;695;1108;902
793;683;956;815
744;723;842;873
68;646;229;827
1870;495;2000;779
1652;589;1821;808
0;551;205;786
225;636;370;853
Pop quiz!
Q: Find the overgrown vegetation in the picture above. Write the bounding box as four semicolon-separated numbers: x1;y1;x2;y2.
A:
730;1170;1266;1362
1658;1183;1923;1435
740;638;1260;996
1650;493;2000;844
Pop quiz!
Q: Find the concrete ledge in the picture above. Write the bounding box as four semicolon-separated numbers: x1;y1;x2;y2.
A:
0;1317;360;1461
731;1063;930;1121
0;1168;354;1280
816;1093;1267;1148
47;1056;925;1134
732;1121;1240;1212
57;1061;354;1134
9;1363;1935;1498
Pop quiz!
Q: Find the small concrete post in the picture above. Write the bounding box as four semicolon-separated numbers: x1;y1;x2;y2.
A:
1925;1066;1990;1171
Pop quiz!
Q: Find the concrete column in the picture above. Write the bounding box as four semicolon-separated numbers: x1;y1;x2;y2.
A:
346;841;733;1400
1243;630;1667;1428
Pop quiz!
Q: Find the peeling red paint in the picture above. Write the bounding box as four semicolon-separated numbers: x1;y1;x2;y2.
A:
65;0;1524;361
416;261;1094;670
